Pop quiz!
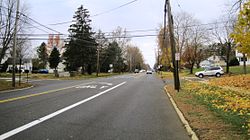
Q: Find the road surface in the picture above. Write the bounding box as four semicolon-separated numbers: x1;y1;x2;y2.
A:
0;73;190;140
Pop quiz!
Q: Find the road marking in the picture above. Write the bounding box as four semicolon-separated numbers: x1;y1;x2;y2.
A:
100;86;108;89
98;82;113;86
0;82;94;104
75;85;97;89
0;81;126;140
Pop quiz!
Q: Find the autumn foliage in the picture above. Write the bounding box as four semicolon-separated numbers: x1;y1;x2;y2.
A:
183;81;250;136
209;75;250;90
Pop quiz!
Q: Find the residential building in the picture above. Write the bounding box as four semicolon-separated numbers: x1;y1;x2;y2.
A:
200;55;226;67
235;50;250;65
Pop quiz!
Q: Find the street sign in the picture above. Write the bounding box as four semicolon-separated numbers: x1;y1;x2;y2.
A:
175;53;180;61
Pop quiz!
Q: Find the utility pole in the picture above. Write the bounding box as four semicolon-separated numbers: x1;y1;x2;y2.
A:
12;0;20;87
96;47;100;77
164;0;180;91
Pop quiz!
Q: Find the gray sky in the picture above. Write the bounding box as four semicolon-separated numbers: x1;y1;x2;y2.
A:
24;0;232;67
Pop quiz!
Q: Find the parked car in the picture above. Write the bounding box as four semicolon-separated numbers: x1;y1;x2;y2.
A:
195;66;224;78
146;70;153;74
38;69;49;74
134;69;139;73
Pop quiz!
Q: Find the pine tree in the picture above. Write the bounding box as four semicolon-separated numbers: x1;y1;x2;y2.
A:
63;5;97;74
37;42;48;69
49;47;60;70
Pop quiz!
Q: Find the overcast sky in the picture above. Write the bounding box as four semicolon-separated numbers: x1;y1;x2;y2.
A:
23;0;233;67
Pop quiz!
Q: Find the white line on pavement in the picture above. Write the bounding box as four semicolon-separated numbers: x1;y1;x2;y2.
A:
0;81;126;140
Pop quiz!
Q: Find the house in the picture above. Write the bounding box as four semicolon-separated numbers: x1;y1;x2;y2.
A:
6;58;32;73
200;55;226;67
235;50;250;65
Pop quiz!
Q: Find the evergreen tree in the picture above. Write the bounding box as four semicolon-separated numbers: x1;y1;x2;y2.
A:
49;47;60;70
63;5;96;74
101;41;124;73
37;42;48;69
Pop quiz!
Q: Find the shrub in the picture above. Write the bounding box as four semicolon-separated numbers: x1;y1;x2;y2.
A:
229;57;240;66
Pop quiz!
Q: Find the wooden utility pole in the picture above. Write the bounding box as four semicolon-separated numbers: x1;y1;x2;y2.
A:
164;0;180;91
96;47;100;77
12;0;20;87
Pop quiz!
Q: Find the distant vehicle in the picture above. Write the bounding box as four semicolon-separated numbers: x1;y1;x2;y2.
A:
146;70;153;74
139;69;146;73
195;66;224;78
134;69;139;73
38;69;49;74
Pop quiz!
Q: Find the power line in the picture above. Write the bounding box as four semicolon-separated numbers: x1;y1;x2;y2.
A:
0;5;61;34
46;0;139;26
92;0;138;17
19;13;62;34
0;34;159;41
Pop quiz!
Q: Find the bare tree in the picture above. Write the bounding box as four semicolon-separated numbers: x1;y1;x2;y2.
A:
184;19;208;74
210;15;236;73
125;45;145;72
232;0;247;11
110;26;131;54
174;12;194;63
0;0;30;64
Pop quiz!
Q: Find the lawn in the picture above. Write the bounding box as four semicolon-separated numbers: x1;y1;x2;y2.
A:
225;65;250;74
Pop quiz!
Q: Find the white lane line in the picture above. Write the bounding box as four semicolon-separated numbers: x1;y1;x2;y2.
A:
0;81;126;140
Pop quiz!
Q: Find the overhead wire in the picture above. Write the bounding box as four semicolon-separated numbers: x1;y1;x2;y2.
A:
47;0;139;26
0;5;62;34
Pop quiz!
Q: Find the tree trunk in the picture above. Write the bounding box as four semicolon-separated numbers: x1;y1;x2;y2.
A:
87;64;92;75
243;53;247;74
81;65;85;75
54;69;59;77
226;42;231;74
190;63;194;74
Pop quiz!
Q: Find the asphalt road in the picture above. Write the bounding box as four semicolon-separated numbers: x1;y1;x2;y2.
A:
0;73;190;140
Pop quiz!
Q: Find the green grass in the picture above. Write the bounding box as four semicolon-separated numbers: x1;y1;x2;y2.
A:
29;72;122;80
0;80;32;91
0;73;12;77
224;65;250;74
174;65;250;76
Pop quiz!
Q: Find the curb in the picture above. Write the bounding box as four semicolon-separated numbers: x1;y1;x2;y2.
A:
0;85;34;93
164;86;199;140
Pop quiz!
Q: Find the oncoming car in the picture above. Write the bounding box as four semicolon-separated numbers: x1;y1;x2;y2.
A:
195;66;224;78
146;70;153;74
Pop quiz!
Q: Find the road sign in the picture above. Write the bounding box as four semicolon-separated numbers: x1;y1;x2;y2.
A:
175;53;180;61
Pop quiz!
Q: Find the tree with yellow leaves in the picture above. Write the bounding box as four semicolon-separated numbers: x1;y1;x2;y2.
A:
231;1;250;74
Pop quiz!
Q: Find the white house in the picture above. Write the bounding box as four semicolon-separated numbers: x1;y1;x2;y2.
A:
200;55;226;67
6;58;32;72
235;50;250;65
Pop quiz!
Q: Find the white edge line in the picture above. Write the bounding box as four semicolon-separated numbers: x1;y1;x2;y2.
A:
0;81;126;140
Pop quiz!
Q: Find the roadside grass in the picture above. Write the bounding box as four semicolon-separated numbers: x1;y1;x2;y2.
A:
29;72;122;80
166;84;248;139
0;73;12;77
0;80;32;92
184;82;250;137
159;71;250;139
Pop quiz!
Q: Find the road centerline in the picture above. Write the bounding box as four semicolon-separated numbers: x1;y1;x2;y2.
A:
0;81;126;140
0;82;95;104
